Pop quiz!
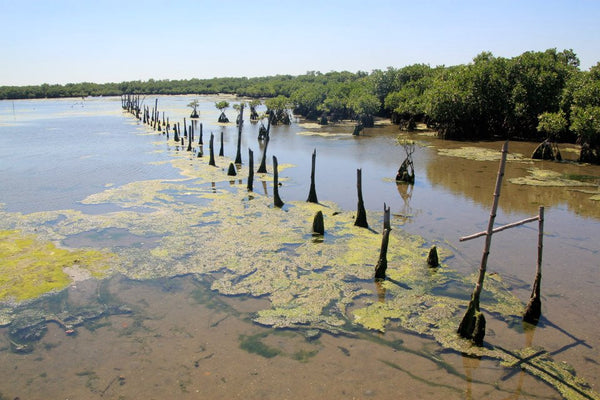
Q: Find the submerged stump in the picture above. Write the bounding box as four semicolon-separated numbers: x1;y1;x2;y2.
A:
209;133;216;167
427;246;439;267
227;163;237;176
257;137;269;174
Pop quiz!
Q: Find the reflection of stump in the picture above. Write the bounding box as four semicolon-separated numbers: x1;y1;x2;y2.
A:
354;169;368;228
312;211;324;235
273;156;284;208
306;149;318;203
427;246;439;267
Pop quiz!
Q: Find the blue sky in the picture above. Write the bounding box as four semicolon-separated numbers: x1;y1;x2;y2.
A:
1;0;599;86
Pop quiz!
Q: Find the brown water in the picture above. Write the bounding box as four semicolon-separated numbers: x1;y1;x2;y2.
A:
0;96;599;399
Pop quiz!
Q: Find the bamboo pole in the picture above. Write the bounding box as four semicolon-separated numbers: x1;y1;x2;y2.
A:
460;215;540;242
458;140;509;345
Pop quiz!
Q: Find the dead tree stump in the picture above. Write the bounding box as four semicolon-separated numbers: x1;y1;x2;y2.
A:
209;133;216;167
227;163;237;176
306;149;318;203
198;123;203;145
374;204;391;280
273;156;284;208
235;104;244;164
247;148;254;192
219;131;224;157
354;169;369;228
312;211;324;235
257;137;269;174
523;206;544;324
427;246;439;267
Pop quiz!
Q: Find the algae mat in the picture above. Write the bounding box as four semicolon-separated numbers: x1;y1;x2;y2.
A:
0;131;598;399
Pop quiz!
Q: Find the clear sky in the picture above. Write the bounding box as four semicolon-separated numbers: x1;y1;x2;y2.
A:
1;0;599;86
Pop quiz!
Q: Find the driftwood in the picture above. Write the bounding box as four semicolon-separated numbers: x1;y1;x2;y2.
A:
247;148;254;192
312;211;324;235
273;156;284;208
306;149;318;203
354;169;369;228
457;140;509;346
374;203;391;280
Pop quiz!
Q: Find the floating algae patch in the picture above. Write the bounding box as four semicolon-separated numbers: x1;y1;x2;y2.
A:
0;230;113;302
509;168;598;187
437;146;524;161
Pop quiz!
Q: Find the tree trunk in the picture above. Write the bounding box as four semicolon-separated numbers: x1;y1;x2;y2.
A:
257;137;269;174
374;204;391;280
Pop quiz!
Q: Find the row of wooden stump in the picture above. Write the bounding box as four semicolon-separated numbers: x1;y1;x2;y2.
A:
121;95;543;347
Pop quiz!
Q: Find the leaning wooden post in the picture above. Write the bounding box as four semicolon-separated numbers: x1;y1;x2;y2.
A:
208;133;216;166
457;140;509;346
523;206;544;324
374;203;391;280
273;156;284;208
247;148;254;192
257;137;269;173
235;104;244;164
306;148;318;203
354;168;369;228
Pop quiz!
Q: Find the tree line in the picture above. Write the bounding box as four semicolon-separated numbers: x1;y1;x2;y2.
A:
1;48;598;163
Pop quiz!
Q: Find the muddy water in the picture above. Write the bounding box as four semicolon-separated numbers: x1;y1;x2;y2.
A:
0;96;599;399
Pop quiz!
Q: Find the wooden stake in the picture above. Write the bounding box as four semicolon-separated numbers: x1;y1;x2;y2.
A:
458;141;509;346
354;168;368;228
235;104;244;164
273;156;284;208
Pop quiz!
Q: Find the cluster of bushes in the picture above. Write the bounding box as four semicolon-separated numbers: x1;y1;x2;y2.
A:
2;48;599;163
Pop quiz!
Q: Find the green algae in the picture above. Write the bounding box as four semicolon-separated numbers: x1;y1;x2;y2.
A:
0;230;113;302
510;168;598;187
437;146;524;161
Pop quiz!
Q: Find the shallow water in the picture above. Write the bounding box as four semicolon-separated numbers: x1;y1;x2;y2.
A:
0;95;599;399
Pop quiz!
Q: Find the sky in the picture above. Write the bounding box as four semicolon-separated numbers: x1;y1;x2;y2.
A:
1;0;599;86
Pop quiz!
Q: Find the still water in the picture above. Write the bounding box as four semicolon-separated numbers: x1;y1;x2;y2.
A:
0;95;598;399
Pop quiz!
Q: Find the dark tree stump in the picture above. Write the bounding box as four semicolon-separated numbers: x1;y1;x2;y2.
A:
257;137;269;174
209;133;216;167
306;149;318;203
235;104;244;164
218;112;229;123
374;204;391;280
227;163;237;176
219;131;224;157
273;156;284;208
312;211;324;235
353;123;364;136
427;246;439;267
354;169;368;228
247;148;254;192
198;123;203;145
532;139;561;161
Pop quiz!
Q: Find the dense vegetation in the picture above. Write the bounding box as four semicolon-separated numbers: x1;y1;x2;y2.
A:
2;49;599;163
